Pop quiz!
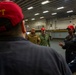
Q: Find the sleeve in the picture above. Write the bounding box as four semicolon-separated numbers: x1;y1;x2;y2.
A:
62;45;66;49
51;49;72;75
68;58;76;73
40;47;72;75
62;36;69;49
57;54;72;75
63;35;76;50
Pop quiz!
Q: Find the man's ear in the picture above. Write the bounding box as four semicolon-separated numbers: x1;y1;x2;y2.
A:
21;20;26;33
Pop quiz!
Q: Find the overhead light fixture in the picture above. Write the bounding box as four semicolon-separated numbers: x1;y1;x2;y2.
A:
40;17;44;19
25;19;28;21
51;13;57;15
27;25;29;28
57;6;64;10
43;10;49;13
35;13;40;16
41;0;50;5
67;10;73;13
26;32;30;35
27;6;33;10
31;18;35;20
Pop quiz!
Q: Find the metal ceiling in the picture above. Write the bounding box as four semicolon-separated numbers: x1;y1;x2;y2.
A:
14;0;76;21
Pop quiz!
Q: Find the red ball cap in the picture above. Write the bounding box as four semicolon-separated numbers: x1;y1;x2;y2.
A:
0;1;24;26
67;25;75;30
41;27;46;31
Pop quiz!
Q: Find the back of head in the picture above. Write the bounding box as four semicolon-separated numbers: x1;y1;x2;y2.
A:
0;1;24;36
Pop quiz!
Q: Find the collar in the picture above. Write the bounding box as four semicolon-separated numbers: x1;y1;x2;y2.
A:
30;33;36;36
0;37;27;41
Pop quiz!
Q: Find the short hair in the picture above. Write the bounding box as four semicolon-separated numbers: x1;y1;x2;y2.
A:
0;18;22;36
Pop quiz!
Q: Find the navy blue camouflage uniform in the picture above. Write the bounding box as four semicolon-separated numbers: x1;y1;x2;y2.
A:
62;34;76;63
0;37;72;75
61;34;76;73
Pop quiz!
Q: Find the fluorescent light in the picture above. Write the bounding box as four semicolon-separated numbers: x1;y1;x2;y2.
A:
27;32;30;34
41;0;50;5
57;6;64;10
67;10;73;13
35;13;40;16
31;18;35;20
27;6;33;10
43;10;49;13
40;17;44;19
27;25;29;28
25;19;28;21
51;13;57;15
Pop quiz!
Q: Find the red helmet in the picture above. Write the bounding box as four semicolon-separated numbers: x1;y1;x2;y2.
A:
41;27;45;31
67;25;75;30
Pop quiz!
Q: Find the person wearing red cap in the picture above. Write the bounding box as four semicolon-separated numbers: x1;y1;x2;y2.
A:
41;26;46;31
59;25;76;73
59;25;76;63
0;1;72;75
39;27;50;46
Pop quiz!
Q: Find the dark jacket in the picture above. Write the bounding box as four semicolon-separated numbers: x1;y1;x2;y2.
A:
0;37;72;75
68;57;76;73
62;34;76;52
62;34;76;63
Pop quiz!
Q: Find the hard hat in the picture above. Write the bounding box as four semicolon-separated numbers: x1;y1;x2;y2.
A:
41;27;45;31
67;25;75;30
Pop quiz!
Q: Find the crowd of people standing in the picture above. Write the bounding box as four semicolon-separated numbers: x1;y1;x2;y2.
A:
0;0;75;75
27;25;76;74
